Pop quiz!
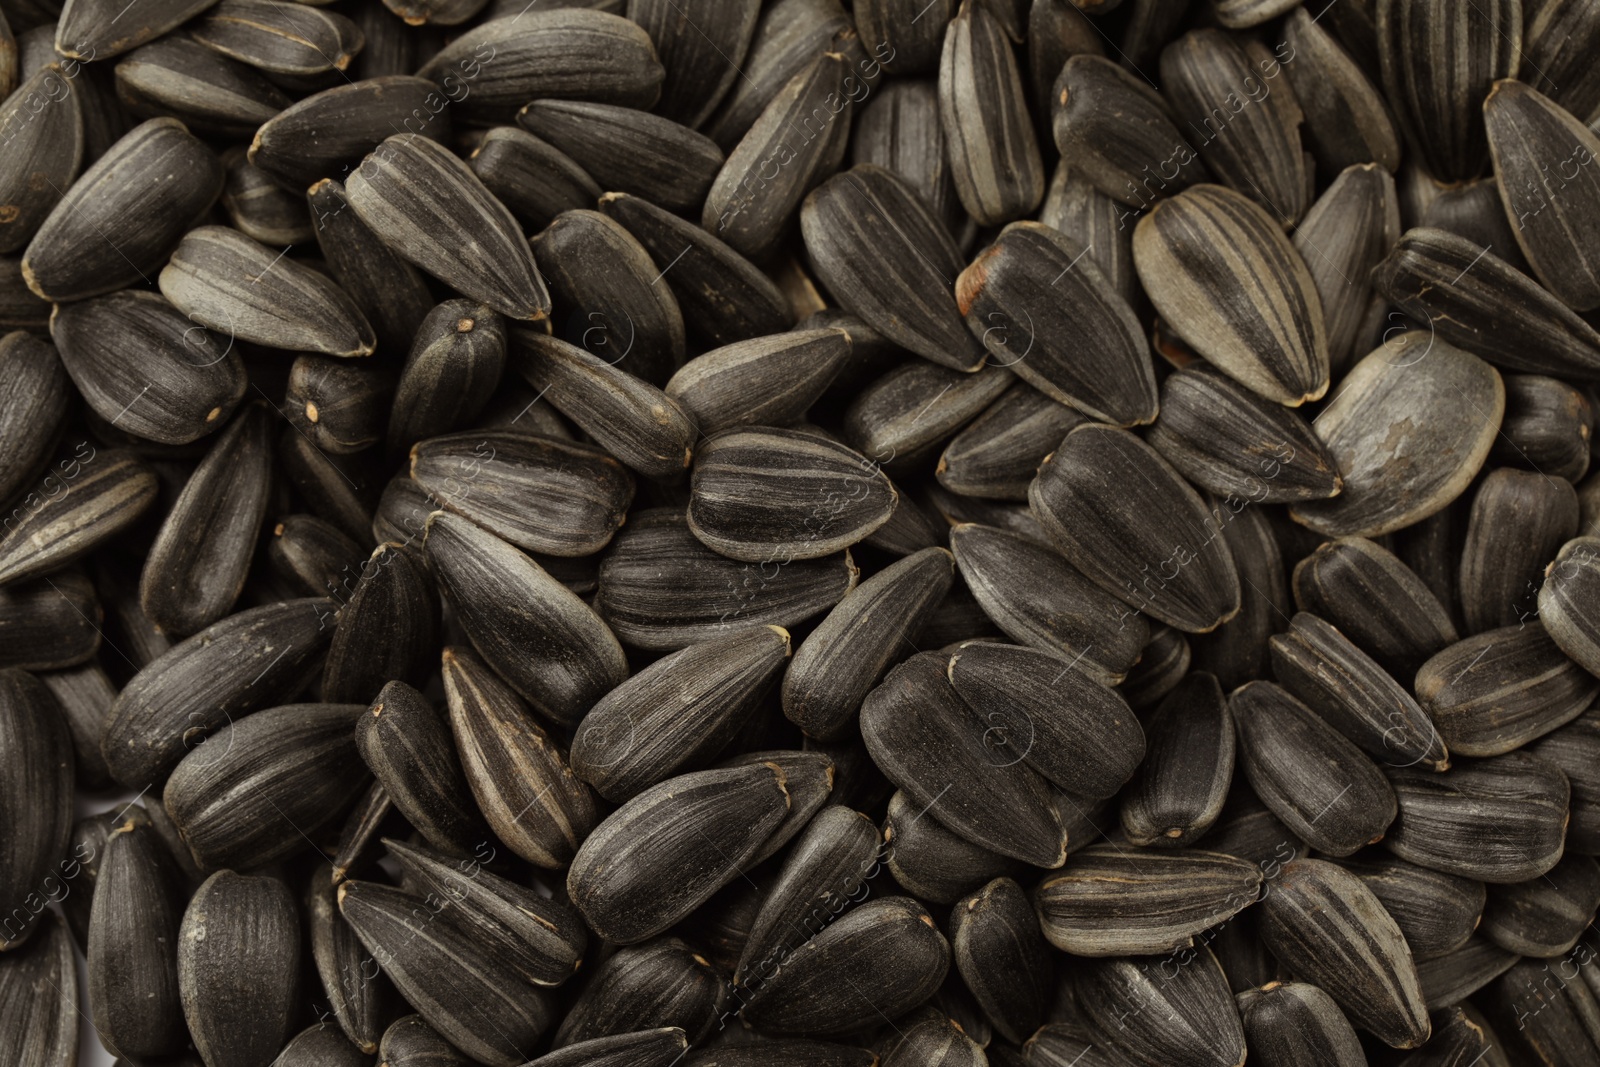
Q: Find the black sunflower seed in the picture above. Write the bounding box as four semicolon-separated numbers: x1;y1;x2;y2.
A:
379;1014;477;1067
307;865;397;1054
467;127;601;236
937;384;1084;501
666;328;850;435
1292;163;1401;378
0;670;73;952
0;571;101;671
881;1009;987;1067
1523;0;1600;124
0;448;158;587
844;361;1013;468
1072;948;1246;1067
38;662;116;791
0;331;71;504
0;65;82;256
852;77;964;237
1459;468;1579;634
1280;8;1401;179
1540;535;1600;678
1235;980;1366;1067
1493;374;1592;482
882;788;1024;905
321;545;438;705
271;1024;373;1067
554;938;723;1048
704;0;859;149
0;914;76;1067
531;1027;691;1067
386;300;506;456
952;877;1052;1043
1484;954;1600;1066
220;147;311;244
1528;707;1600;855
285;355;395;455
1330;853;1485;962
629;0;757;127
354;683;485;856
54;0;217;60
1415;937;1518;1010
113;37;290;138
1188;503;1291;689
189;0;363;76
278;426;380;545
1481;853;1600;958
1120;672;1234;847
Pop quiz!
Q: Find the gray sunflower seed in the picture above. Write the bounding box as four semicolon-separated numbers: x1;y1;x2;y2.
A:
862;651;1066;866
468;128;600;235
339;879;554;1067
386;837;585;987
441;645;598;867
0;332;70;503
1073;948;1247;1067
190;0;361;76
531;209;684;388
1030;423;1242;634
568;762;790;943
1160;29;1309;226
1460;469;1579;633
555;938;723;1048
1291;536;1460;680
354;683;485;855
1291;335;1503;537
953;877;1052;1043
306;178;434;359
271;1024;371;1067
1494;374;1592;482
410;430;633;557
1377;0;1520;182
1415;622;1598;758
380;1014;475;1067
114;37;290;138
308;865;396;1054
55;0;217;60
251;76;448;193
1039;163;1137;305
1293;163;1401;377
1036;845;1262;957
427;515;626;723
22;117;221;302
1415;936;1519;1010
1528;708;1600;855
387;300;506;456
933;486;1048;544
221;148;312;244
0;913;76;1067
1236;980;1366;1067
957;222;1156;425
1540;535;1600;677
0;571;100;671
939;0;1044;226
286;356;394;454
0;65;82;255
883;788;1024;905
1146;365;1340;503
1281;7;1401;177
881;1010;986;1067
1134;183;1329;405
937;384;1086;501
138;403;272;636
39;663;116;791
1231;680;1397;856
1258;858;1430;1048
1481;854;1600;958
0;448;157;587
321;542;438;703
0;670;73;952
163;702;368;869
1483;956;1600;1066
345;134;549;322
1523;0;1600;125
1485;79;1600;312
598;190;792;348
801;164;986;371
51;290;247;447
1372;227;1600;379
666;328;850;435
844;361;1013;467
1332;853;1485;962
517;100;722;216
1387;481;1463;624
740;896;950;1034
706;51;855;260
852;78;964;237
158;226;375;358
572;625;789;801
1270;612;1449;771
1120;672;1234;847
534;1028;692;1067
629;0;757;126
1385;751;1570;883
735;805;880;987
783;546;953;740
509;329;694;480
87;818;186;1060
415;9;664;122
1051;54;1209;208
596;506;858;649
1189;503;1291;689
177;871;300;1067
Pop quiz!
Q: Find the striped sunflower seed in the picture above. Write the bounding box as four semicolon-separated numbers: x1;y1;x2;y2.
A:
1481;853;1600;958
1528;708;1600;855
1280;8;1401;178
39;663;116;792
321;540;438;703
0;254;49;330
1134;183;1328;405
220;148;311;244
307;864;396;1054
354;681;486;855
1020;1023;1119;1067
1235;980;1366;1067
1039;163;1137;305
251;76;448;192
1539;535;1600;677
1030;423;1242;634
1459;468;1579;633
1072;948;1246;1067
1331;853;1485;962
1415;936;1518;1011
279;425;380;544
162;702;369;869
1494;374;1592;482
1035;846;1263;957
1189;502;1291;689
0;448;157;587
54;0;217;60
1293;163;1401;377
1523;0;1600;125
852;78;964;237
531;1027;693;1067
189;0;362;76
387;300;506;456
113;37;290;138
1231;680;1398;857
0;65;82;256
704;0;857;149
330;780;390;884
1484;955;1600;1065
0;332;69;504
883;788;1025;906
881;1009;987;1067
468;127;601;234
0;571;101;671
629;0;759;127
666;328;851;435
271;1024;373;1067
844;361;1013;468
0;670;73;952
380;1015;477;1067
1120;672;1234;847
557;938;726;1048
0;914;76;1067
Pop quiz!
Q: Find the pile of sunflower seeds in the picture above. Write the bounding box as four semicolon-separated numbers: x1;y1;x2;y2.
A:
7;0;1600;1063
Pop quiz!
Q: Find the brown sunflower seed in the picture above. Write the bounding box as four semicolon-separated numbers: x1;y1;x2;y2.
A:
0;570;100;672
113;37;290;138
190;0;362;76
427;515;625;723
1331;853;1486;962
1293;163;1401;377
1270;612;1449;771
0;65;82;256
1120;672;1234;847
534;1028;693;1067
0;670;73;952
177;871;300;1067
862;651;1066;866
1231;680;1397;857
0;448;157;587
1415;936;1519;1010
1372;227;1600;379
598;190;792;348
1134;183;1329;405
1291;536;1460;680
307;865;396;1054
1494;374;1592;482
666;328;850;435
1291;335;1504;537
1385;751;1570;883
55;0;217;60
0;332;71;503
1236;980;1366;1067
1461;469;1579;633
844;360;1013;467
305;178;434;359
802;164;986;371
415;8;664;122
1281;7;1401;178
1072;948;1246;1067
1159;29;1308;226
163;702;368;869
1030;423;1242;634
936;384;1085;501
0;913;76;1067
1481;854;1600;958
467;127;600;236
1051;54;1209;209
517;100;722;215
410;430;633;557
595;506;858;649
571;625;789;801
957;222;1156;425
1528;707;1600;855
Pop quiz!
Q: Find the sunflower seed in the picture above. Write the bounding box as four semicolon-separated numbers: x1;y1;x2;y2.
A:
1481;853;1600;958
385;300;506;455
305;178;434;359
627;0;756;126
1540;535;1600;679
378;1015;476;1067
0;913;76;1067
318;541;435;701
666;329;850;436
1120;672;1234;847
0;332;69;503
0;254;48;328
1385;751;1570;883
1483;955;1600;1066
1072;948;1247;1067
0;448;157;587
220;148;311;245
467;127;600;236
1186;503;1290;689
286;356;394;455
534;1027;692;1067
1494;374;1592;482
55;0;217;60
1523;0;1600;126
0;670;72;953
1119;624;1193;712
937;384;1086;501
1295;163;1401;378
802;165;986;371
113;36;290;137
852;77;964;237
1280;8;1401;178
37;663;114;792
844;360;1013;467
0;571;101;671
1231;680;1397;856
1331;853;1485;962
881;1009;986;1067
249;76;446;194
307;865;396;1055
1415;936;1519;1010
554;939;723;1048
271;1024;371;1067
278;426;379;545
1021;1023;1119;1067
1460;469;1580;633
330;779;393;884
410;430;633;557
950;877;1051;1043
882;789;1024;906
352;684;482;856
0;65;82;256
1236;980;1366;1067
190;0;362;76
1528;708;1600;856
